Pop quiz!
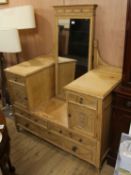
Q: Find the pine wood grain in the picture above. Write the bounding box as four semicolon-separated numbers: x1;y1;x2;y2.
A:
65;65;122;98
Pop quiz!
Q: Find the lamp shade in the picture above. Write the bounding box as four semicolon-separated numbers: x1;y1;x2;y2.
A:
0;5;36;29
0;28;22;53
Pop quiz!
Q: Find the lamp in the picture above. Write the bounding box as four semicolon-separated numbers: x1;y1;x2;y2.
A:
0;28;21;105
0;5;36;29
0;28;21;53
0;5;36;63
0;5;36;106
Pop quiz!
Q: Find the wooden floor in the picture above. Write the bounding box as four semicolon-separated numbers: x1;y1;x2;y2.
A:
2;118;114;175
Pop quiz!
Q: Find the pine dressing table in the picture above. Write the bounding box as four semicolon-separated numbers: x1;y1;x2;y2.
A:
5;5;122;170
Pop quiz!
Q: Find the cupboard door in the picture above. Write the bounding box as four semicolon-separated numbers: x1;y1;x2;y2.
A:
68;102;97;137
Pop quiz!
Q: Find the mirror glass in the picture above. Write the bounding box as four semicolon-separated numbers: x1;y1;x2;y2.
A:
58;18;90;78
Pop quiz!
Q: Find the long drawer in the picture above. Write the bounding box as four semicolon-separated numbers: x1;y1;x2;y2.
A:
66;92;97;109
14;106;97;151
15;114;97;166
48;121;97;150
14;106;47;128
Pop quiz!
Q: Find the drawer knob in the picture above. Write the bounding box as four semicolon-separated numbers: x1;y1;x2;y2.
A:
125;101;131;108
72;146;77;152
35;119;38;122
69;132;72;137
24;97;28;101
79;98;83;104
68;113;71;118
59;130;62;134
25;123;29;128
79;139;83;143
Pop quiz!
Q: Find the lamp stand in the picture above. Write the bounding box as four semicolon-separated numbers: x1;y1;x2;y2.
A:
16;53;20;63
0;52;10;106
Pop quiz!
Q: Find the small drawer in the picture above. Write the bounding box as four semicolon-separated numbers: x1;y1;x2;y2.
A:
114;94;131;112
8;82;28;108
66;92;97;109
15;114;48;136
14;107;47;128
6;72;24;84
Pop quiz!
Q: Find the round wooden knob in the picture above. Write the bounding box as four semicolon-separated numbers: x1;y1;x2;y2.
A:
24;97;28;101
59;130;62;134
72;146;77;152
79;139;83;143
25;123;29;128
68;113;71;118
125;101;131;108
35;119;38;122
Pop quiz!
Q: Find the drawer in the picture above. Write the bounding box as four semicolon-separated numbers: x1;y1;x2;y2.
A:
15;114;48;135
48;121;97;150
114;94;131;112
6;72;24;84
48;121;70;136
61;136;96;165
68;102;97;137
66;92;97;109
15;114;97;166
14;107;47;128
9;82;28;108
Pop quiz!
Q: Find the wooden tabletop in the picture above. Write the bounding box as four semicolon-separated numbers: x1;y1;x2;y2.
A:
5;56;55;77
65;65;122;99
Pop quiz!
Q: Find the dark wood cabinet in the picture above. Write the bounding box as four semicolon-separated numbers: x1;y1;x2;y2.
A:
107;0;131;166
108;87;131;166
122;0;131;87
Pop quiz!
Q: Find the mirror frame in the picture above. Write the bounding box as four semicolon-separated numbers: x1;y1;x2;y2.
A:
54;5;97;95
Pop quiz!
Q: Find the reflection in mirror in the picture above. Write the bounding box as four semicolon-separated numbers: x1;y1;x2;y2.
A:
58;19;90;78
